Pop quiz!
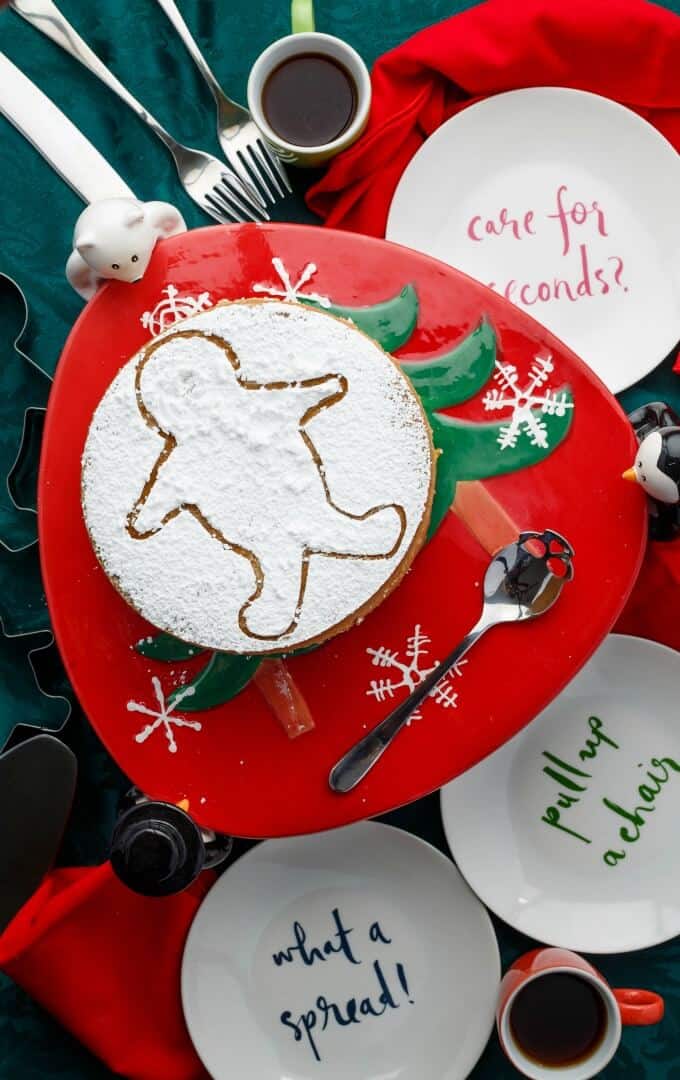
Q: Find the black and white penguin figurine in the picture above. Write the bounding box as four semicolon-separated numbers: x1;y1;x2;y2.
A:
624;401;680;540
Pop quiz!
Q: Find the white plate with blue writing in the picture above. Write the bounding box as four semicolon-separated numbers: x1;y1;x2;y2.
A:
387;87;680;393
181;821;500;1079
440;634;680;953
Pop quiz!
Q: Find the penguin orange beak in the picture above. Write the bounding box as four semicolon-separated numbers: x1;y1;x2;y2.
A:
622;467;638;484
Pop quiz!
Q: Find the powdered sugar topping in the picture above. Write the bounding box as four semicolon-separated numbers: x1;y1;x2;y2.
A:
82;300;433;652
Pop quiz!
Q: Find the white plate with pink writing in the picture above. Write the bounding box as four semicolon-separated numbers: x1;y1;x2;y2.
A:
181;821;500;1079
387;87;680;393
440;634;680;953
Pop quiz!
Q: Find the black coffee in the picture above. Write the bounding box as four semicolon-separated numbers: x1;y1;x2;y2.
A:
262;52;357;147
510;974;607;1067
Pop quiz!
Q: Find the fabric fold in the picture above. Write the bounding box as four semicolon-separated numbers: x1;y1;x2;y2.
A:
307;0;680;235
0;863;213;1080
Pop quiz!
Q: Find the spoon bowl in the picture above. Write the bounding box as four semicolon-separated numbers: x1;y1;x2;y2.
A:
483;529;574;622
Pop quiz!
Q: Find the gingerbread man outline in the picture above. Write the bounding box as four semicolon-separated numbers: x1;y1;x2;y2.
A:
126;326;407;642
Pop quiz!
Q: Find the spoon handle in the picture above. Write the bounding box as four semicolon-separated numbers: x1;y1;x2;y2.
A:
329;620;490;794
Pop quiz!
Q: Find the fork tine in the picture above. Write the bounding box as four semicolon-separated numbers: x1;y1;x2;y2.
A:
207;187;250;224
204;192;243;224
257;137;293;194
223;156;268;211
237;148;278;204
213;181;267;224
247;144;289;202
218;176;270;222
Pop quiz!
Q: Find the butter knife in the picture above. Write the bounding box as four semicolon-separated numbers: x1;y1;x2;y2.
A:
0;51;135;203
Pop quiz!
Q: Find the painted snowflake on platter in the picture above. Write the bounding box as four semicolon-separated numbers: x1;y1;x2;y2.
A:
140;284;213;336
482;354;574;450
252;257;331;307
365;624;466;723
128;676;200;754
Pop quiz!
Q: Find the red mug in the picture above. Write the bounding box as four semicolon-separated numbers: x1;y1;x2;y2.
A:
497;948;664;1079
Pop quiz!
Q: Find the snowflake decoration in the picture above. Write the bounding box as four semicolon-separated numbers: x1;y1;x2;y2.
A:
482;354;574;450
128;676;200;754
365;624;466;723
140;284;213;336
252;257;331;307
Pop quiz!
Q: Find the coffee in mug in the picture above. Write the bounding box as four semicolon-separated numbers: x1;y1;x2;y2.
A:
248;32;371;167
497;948;664;1079
509;973;606;1068
262;52;357;148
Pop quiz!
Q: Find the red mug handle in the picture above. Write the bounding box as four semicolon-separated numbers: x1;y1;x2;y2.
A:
613;988;664;1025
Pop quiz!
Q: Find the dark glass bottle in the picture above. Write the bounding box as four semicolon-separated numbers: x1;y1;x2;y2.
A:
110;788;233;897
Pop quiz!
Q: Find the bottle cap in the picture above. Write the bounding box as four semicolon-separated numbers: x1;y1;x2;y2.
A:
110;801;204;896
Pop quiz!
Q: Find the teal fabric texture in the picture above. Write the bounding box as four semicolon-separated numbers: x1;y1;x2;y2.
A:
1;1;679;1076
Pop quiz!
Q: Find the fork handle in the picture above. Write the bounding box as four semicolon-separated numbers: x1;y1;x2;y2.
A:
10;0;179;152
155;0;223;101
329;621;490;794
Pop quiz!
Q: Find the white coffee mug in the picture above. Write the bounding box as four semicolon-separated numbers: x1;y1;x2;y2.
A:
247;32;371;168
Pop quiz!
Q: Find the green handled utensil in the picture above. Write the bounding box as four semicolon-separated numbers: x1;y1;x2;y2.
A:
291;0;315;32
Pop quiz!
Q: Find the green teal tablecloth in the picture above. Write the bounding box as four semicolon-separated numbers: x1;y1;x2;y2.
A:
1;2;680;1077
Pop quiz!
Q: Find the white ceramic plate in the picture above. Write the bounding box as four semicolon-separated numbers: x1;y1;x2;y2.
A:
182;821;500;1079
441;634;680;953
387;88;680;393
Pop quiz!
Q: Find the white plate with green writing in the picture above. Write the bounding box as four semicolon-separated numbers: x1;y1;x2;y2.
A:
181;821;500;1079
440;634;680;953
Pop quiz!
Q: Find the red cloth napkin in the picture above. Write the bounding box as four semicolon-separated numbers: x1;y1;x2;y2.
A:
308;0;680;646
615;539;680;652
0;863;212;1080
307;0;680;235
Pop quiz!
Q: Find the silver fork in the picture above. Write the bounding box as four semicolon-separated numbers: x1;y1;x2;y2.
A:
9;0;268;224
155;0;291;206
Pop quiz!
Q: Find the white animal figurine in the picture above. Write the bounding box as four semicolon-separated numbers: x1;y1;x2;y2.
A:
66;198;186;301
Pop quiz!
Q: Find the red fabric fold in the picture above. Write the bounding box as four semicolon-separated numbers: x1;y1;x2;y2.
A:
616;539;680;652
0;863;213;1080
307;0;680;236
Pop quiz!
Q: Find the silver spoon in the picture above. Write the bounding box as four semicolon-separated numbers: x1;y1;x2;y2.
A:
329;529;574;794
